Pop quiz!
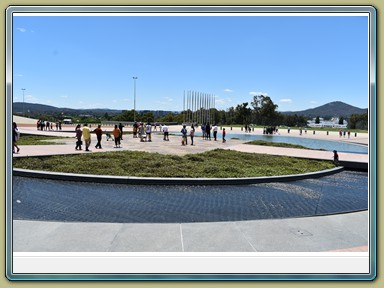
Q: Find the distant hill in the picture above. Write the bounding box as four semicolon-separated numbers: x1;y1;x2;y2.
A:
13;102;120;116
13;101;367;120
12;102;176;118
281;101;367;119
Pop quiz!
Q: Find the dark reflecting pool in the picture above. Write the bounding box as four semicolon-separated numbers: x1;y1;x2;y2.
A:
181;132;368;154
12;171;368;223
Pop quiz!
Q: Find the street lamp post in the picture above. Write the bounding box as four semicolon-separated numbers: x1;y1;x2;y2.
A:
21;88;26;117
132;77;138;122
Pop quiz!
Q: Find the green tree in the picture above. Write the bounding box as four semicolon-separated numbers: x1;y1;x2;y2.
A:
348;113;368;130
157;113;176;123
234;102;252;125
113;110;135;122
142;112;155;123
251;95;279;126
103;112;112;121
226;106;235;125
315;116;320;124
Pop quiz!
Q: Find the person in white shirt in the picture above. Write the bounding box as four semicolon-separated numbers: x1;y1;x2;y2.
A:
146;122;152;142
213;124;218;141
162;124;169;141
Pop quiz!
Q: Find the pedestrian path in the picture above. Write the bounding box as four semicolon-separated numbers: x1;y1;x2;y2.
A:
13;211;368;252
13;125;368;164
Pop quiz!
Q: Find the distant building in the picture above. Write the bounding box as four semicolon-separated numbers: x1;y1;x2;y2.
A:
63;118;72;124
307;117;348;128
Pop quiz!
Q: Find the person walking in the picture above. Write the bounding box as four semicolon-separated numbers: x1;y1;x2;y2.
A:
333;150;339;166
222;128;226;143
181;125;187;146
94;124;103;149
162;124;169;141
75;124;83;150
12;122;20;153
82;123;91;151
112;124;122;148
133;121;138;138
119;123;125;140
139;122;145;142
206;123;211;140
190;124;195;145
201;123;206;140
146;122;152;142
212;124;218;141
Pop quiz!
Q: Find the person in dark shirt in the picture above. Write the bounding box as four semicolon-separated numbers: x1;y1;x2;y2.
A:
94;124;103;149
119;123;125;140
333;150;339;166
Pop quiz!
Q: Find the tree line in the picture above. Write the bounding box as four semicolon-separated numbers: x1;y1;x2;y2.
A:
110;95;308;127
26;94;368;130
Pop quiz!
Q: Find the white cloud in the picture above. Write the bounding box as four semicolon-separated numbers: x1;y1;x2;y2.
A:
87;103;103;109
214;96;232;105
155;97;174;106
224;89;233;93
16;74;23;77
249;91;269;96
280;99;292;103
60;95;68;99
25;94;38;101
310;101;318;104
17;28;27;33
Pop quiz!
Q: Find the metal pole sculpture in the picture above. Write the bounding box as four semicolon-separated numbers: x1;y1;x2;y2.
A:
183;91;215;125
183;90;185;123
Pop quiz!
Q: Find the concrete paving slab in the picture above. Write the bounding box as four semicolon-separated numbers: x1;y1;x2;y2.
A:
108;223;183;252
235;212;369;252
13;211;369;252
181;222;257;252
235;218;317;252
13;221;123;252
13;220;63;252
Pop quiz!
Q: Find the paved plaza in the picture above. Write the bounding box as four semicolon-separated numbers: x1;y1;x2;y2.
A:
11;116;370;252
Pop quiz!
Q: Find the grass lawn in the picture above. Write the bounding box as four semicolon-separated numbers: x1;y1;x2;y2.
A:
17;135;68;145
13;149;335;178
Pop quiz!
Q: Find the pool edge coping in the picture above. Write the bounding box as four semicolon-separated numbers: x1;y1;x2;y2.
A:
13;166;344;185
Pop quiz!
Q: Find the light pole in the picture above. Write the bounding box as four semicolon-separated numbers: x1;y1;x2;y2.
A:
132;77;138;122
21;88;26;117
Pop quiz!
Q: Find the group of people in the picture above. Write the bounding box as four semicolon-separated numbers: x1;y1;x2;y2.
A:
75;123;124;151
72;121;229;152
339;130;351;138
199;123;222;141
181;124;225;145
75;123;92;151
37;119;62;131
132;121;155;142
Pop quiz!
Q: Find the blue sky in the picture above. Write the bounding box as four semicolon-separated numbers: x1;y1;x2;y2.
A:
12;13;369;112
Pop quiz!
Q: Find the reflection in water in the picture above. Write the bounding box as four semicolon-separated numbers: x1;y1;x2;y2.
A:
189;132;368;154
